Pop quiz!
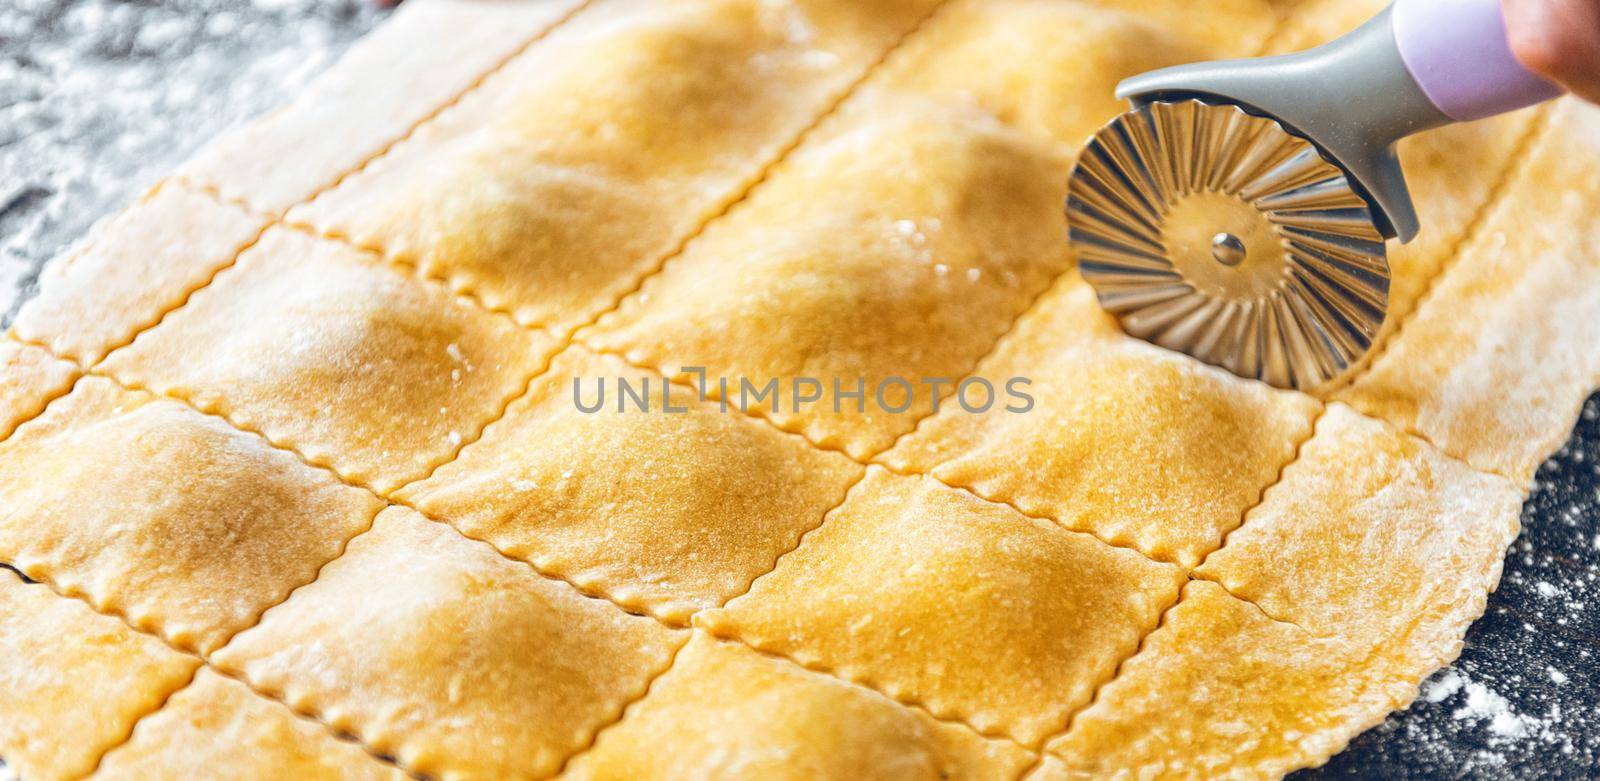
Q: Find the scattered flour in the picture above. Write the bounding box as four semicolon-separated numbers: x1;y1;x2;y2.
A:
0;0;380;325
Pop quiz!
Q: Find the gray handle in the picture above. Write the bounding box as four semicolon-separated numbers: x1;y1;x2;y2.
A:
1115;6;1446;243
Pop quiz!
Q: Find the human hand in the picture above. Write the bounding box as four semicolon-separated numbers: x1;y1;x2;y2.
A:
1504;0;1600;104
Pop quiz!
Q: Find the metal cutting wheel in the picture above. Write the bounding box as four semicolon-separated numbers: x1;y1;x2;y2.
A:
1067;100;1388;390
1067;0;1567;390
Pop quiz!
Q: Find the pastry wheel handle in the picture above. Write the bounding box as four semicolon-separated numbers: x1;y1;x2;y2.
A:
1393;0;1564;121
1112;0;1566;244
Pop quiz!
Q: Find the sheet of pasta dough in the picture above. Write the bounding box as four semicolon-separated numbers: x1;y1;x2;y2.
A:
2;0;1598;779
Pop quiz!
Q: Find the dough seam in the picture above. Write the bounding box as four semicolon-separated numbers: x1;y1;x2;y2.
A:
1194;402;1329;574
549;632;698;780
583;335;1330;622
1194;401;1523;638
96;244;564;494
1019;367;1329;769
16;319;1481;773
180;0;596;217
12;344;1032;761
876;272;1088;467
291;0;962;336
693;616;1040;750
0;341;82;444
75;191;272;374
11;180;169;361
84;663;207;780
9;334;1345;757
81;0;594;379
0;396;391;654
169;176;275;225
1022;588;1187;780
1319;105;1556;399
697;471;873;623
0;558;407;779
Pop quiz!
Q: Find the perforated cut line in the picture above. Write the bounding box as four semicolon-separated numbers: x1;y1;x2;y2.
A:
1018;413;1320;770
30;297;1040;765
14;312;1424;776
579;322;1335;629
10;9;1030;773
521;339;1327;642
94;288;1020;774
184;0;597;217
0;338;83;446
548;635;696;780
3;0;1566;776
8;334;1052;768
83;665;209;780
1002;0;1327;766
85;0;596;380
0;546;413;781
1319;105;1556;402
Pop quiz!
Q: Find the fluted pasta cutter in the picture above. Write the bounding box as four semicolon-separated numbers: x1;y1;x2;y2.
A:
1067;0;1565;389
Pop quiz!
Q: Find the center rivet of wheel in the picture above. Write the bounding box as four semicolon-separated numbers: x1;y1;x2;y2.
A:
1211;232;1247;266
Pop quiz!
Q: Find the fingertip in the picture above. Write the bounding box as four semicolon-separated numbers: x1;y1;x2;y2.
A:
1504;0;1600;88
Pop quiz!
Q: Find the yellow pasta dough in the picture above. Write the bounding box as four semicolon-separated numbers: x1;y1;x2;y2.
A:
291;0;942;333
212;507;685;781
0;568;199;781
1339;101;1600;481
1045;580;1407;779
0;0;1594;778
397;347;863;622
95;669;407;781
13;183;269;365
883;279;1320;567
99;227;560;493
0;339;77;440
584;93;1075;458
700;468;1186;744
0;376;383;654
563;632;1033;780
177;0;588;214
1197;404;1522;653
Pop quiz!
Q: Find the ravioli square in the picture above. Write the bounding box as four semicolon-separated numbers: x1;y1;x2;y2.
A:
564;632;1034;780
96;669;405;781
1045;581;1421;779
12;183;269;365
699;468;1185;744
585;91;1074;459
213;507;685;781
1197;403;1522;655
0;376;384;655
0;568;200;781
0;339;78;440
99;227;559;493
396;347;863;623
1338;101;1600;481
290;0;940;333
883;280;1320;567
876;0;1258;150
177;0;585;213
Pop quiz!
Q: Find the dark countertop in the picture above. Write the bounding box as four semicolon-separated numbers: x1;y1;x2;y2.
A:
2;2;1595;778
